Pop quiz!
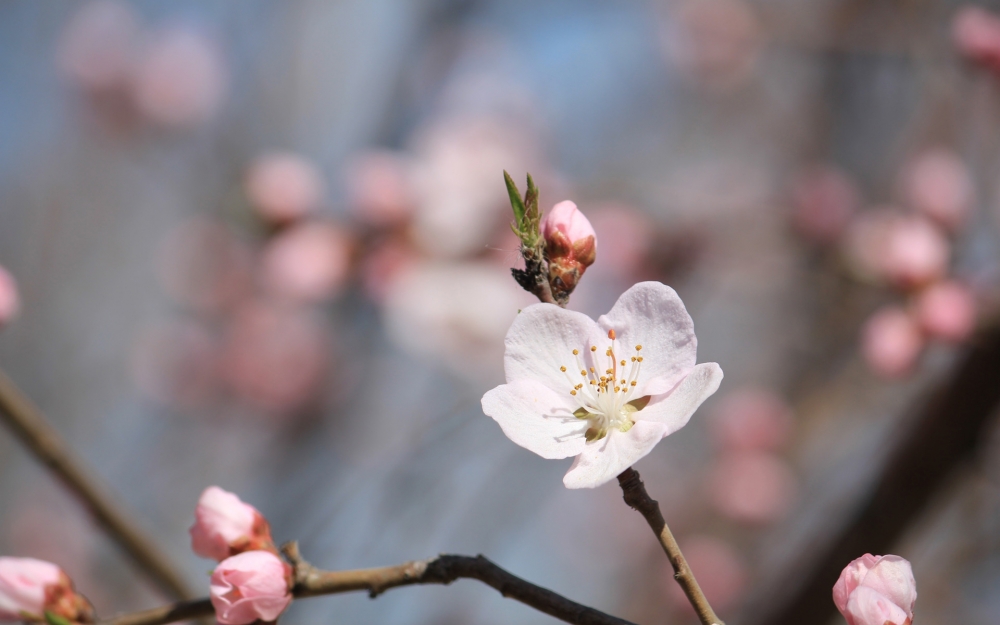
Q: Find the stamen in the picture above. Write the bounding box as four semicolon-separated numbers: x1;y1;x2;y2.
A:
636;345;642;351
608;329;616;340
572;349;579;355
590;346;597;352
560;366;566;372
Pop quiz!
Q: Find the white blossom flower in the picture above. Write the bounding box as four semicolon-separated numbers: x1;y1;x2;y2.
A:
482;281;723;488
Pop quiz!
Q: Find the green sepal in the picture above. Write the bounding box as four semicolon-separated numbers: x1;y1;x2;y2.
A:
624;396;651;413
573;407;594;420
504;170;526;228
45;611;73;625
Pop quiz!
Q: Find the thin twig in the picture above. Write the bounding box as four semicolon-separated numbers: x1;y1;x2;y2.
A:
617;468;723;625
0;368;195;601
99;543;637;625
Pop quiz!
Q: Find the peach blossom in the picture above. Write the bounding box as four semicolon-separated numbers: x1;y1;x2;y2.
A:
260;222;350;303
209;551;291;625
880;215;950;289
953;6;1000;71
133;28;227;128
708;451;797;524
346;150;415;227
0;266;20;331
862;307;924;378
0;557;92;623
710;387;793;452
190;487;274;562
57;0;140;93
790;165;859;243
914;281;977;343
245;152;325;224
833;554;916;625
902;148;973;231
542;201;597;298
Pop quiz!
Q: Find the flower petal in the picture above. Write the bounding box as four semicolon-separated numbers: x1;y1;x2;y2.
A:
844;586;910;625
833;554;880;613
504;303;604;392
635;363;723;435
482;380;588;459
862;556;916;618
562;420;670;488
598;282;697;393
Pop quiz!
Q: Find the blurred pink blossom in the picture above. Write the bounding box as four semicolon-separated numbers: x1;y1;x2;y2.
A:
209;551;291;625
881;215;950;289
158;217;252;315
953;6;1000;72
259;222;351;303
710;387;794;452
789;165;859;244
861;307;924;378
663;0;762;92
245;152;325;224
914;280;977;343
360;239;418;304
0;557;62;621
0;265;20;331
833;554;916;625
902;148;974;231
131;319;220;409
132;28;227;128
222;302;330;416
707;450;797;524
56;0;140;93
666;536;747;613
346;150;416;227
190;486;274;562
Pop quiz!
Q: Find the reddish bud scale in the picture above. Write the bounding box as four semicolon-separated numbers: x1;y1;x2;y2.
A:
541;201;597;300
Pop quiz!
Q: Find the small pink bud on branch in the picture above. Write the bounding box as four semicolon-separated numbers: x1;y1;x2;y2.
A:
0;557;94;624
209;551;293;625
833;554;916;625
541;200;596;301
189;486;277;562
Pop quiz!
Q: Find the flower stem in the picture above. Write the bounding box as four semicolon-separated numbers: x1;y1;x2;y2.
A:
617;467;724;625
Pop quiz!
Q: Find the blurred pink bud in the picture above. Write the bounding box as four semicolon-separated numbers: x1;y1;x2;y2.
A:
790;166;859;244
245;153;325;224
209;551;291;625
914;281;977;343
222;302;329;416
862;307;924;378
902;149;973;231
158;217;252;315
190;487;275;562
664;0;762;92
57;0;140;93
346;151;415;227
542;201;597;298
0;266;20;331
133;28;227;128
260;223;351;303
708;451;797;524
666;536;746;613
953;6;1000;71
880;216;950;289
833;554;916;625
0;557;92;623
710;387;794;452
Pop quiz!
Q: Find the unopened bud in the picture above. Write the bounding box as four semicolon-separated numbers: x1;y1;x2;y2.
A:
0;266;20;332
210;551;292;625
0;557;93;624
189;486;276;562
541;201;597;299
833;554;916;625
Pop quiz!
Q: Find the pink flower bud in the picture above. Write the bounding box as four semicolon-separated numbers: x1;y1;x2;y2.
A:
542;201;597;298
0;557;92;623
190;487;274;562
0;266;20;331
881;216;950;290
833;554;916;625
902;149;973;231
861;307;924;379
953;6;1000;71
245;152;325;224
915;280;977;343
210;551;292;625
259;222;351;303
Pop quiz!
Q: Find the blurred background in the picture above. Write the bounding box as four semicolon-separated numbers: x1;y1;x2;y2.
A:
1;0;999;623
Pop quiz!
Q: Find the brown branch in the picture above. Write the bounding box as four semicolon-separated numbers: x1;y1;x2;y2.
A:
617;468;723;625
745;321;1000;625
0;368;195;601
99;544;638;625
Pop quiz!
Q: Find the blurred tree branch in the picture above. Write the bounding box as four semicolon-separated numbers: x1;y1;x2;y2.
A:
100;542;638;625
749;320;1000;625
0;368;195;601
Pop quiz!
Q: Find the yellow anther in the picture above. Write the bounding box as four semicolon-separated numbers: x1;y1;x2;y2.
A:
615;386;621;393
581;370;587;376
590;367;595;373
637;356;643;362
570;390;577;396
636;345;642;351
620;360;626;366
606;349;612;356
572;349;579;355
631;357;637;362
560;366;567;372
630;380;637;386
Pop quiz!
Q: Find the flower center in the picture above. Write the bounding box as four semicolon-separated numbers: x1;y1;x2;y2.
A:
559;329;647;442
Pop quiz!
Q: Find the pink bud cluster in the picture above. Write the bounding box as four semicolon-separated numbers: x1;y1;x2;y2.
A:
833;554;916;625
0;557;93;624
789;152;978;379
189;486;292;625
